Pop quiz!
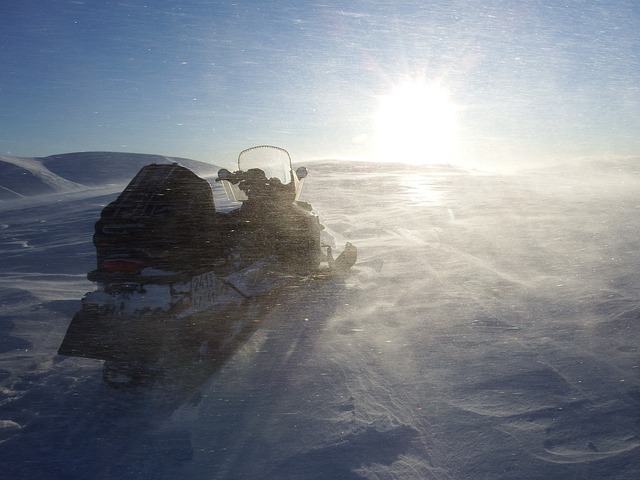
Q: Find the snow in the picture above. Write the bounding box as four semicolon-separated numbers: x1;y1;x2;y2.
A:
2;154;640;479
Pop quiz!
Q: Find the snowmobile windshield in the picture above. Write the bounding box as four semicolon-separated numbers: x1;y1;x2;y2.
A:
238;145;293;185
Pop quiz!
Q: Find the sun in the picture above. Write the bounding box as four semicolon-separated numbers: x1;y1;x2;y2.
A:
373;79;458;165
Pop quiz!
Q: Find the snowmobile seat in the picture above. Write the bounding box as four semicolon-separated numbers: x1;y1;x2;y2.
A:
93;163;224;273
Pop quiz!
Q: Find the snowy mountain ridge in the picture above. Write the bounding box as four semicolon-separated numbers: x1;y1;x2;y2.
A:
0;152;220;200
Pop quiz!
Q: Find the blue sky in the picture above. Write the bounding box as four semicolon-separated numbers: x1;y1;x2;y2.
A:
1;0;639;168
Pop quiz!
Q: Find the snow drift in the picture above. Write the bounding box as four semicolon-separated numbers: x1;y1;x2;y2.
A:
1;153;640;479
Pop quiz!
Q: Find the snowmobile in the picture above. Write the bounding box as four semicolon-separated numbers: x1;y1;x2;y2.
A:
58;146;356;387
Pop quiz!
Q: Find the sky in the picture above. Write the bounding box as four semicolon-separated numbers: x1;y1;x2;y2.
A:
1;0;640;169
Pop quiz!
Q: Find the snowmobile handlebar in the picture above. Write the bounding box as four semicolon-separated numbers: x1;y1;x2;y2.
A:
216;166;308;185
215;168;241;184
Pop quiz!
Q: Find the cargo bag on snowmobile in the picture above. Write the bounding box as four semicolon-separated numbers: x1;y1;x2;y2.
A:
93;163;221;273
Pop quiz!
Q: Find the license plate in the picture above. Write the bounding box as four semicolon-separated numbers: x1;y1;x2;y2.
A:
191;271;216;311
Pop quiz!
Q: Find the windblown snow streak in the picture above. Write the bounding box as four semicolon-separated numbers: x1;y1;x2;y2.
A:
1;156;640;479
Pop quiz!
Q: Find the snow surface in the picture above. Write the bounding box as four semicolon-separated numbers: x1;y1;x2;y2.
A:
2;154;640;479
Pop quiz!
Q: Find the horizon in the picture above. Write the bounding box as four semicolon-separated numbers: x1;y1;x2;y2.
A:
3;148;640;191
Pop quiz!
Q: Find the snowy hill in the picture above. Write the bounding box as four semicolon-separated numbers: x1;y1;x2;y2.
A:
0;155;84;199
0;152;220;200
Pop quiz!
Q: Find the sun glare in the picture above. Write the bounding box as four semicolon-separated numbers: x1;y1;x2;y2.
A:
373;79;457;165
